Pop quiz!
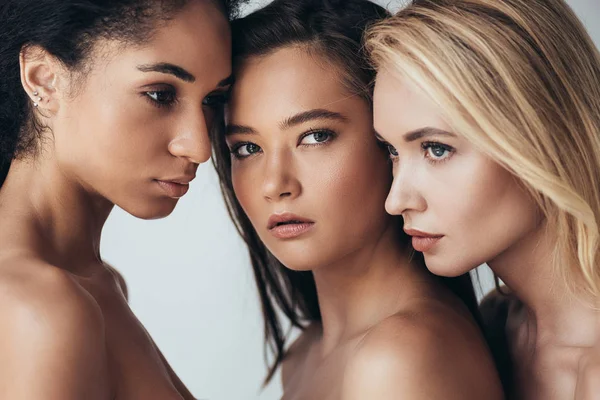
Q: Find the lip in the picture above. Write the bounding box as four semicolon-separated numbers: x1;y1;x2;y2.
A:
404;228;444;253
267;212;315;240
155;177;194;199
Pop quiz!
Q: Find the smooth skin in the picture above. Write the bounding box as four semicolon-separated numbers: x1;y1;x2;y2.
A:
0;1;231;398
374;67;600;400
226;46;503;400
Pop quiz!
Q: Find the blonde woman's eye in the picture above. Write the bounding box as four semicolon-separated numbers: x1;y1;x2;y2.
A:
422;142;454;161
300;130;334;145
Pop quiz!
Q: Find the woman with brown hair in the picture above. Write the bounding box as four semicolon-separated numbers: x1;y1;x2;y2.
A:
210;0;503;398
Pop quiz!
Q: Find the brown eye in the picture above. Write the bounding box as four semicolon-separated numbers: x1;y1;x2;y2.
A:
145;89;177;108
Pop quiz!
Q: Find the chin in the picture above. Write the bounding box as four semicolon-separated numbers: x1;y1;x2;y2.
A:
422;254;472;278
268;250;318;272
121;198;179;220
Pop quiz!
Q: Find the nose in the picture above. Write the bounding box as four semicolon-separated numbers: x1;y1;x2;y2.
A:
168;110;212;164
262;151;301;202
385;163;427;216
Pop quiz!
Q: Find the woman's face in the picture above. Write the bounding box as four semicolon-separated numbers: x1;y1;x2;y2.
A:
226;47;392;271
50;0;231;219
373;67;540;277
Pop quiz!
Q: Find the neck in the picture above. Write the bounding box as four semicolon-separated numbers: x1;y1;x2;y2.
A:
0;155;113;275
490;223;600;349
312;220;430;354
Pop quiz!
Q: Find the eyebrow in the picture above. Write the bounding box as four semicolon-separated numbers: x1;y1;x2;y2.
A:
226;124;258;136
137;62;196;83
374;127;456;143
225;108;349;137
279;109;349;130
403;127;456;142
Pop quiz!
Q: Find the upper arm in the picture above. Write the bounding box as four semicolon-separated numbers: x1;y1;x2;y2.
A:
342;316;503;400
0;267;109;399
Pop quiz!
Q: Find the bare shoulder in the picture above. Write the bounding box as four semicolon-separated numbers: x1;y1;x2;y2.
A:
0;257;105;323
342;304;503;400
282;322;322;386
0;258;109;399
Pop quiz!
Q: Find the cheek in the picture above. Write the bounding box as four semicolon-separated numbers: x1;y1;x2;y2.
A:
60;91;168;174
432;157;538;263
312;139;390;229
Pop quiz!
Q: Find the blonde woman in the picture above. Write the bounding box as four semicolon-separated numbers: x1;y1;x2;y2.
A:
366;0;600;398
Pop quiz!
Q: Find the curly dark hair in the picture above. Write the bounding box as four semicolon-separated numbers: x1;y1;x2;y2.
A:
0;0;247;187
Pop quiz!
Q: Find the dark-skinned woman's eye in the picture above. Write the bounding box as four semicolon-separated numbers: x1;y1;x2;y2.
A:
145;90;177;108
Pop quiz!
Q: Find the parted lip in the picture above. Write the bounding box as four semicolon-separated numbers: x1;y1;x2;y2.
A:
267;212;314;230
403;228;443;238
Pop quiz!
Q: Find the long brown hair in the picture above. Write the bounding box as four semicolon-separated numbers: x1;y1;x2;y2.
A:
211;0;481;384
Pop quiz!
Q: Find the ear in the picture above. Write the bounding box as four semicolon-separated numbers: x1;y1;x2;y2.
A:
19;45;65;115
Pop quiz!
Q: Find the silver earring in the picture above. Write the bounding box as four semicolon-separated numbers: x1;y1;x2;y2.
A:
32;91;42;107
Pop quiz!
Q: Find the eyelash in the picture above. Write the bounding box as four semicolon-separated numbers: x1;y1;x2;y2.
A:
377;139;399;163
143;87;231;111
298;128;336;147
230;141;262;160
421;141;455;164
203;89;231;109
377;140;455;164
229;128;337;160
144;88;178;109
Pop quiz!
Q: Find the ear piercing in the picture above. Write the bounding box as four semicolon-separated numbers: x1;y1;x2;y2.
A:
32;91;42;107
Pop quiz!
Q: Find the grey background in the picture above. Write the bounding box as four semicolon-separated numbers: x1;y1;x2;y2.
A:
100;1;599;399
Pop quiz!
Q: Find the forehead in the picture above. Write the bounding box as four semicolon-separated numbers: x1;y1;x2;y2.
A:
92;1;231;85
373;68;448;138
228;46;366;126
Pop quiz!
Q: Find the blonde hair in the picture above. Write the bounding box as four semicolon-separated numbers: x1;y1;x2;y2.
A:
366;0;600;298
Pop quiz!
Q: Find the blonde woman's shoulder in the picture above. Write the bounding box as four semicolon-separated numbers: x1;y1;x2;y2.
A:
0;257;110;399
341;302;504;400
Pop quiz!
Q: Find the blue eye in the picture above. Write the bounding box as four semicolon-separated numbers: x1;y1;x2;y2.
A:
387;144;399;157
231;142;262;159
300;130;334;145
422;142;454;162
